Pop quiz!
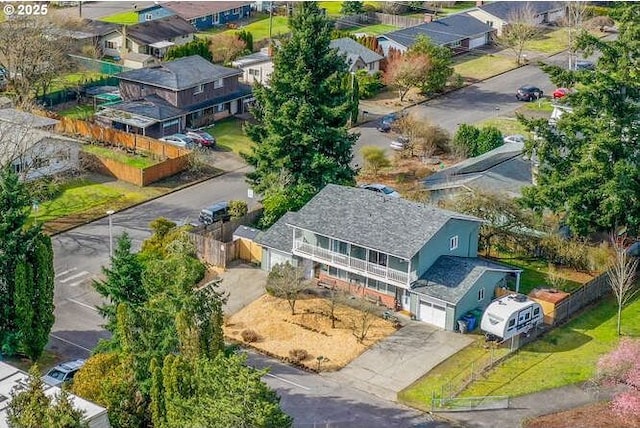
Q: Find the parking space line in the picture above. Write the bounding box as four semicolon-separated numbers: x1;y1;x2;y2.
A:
55;267;77;278
66;298;98;312
59;271;90;283
49;334;92;352
265;373;311;391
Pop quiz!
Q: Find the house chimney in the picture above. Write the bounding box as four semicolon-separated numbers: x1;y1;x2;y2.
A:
267;43;274;57
120;25;129;56
476;1;485;6
424;13;433;23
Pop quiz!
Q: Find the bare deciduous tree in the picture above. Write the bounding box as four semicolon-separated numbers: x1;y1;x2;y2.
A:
346;298;377;343
266;262;309;315
394;115;450;158
322;285;347;329
608;235;639;336
209;33;247;65
384;53;431;102
546;263;567;291
0;17;72;106
562;1;589;70
498;5;543;65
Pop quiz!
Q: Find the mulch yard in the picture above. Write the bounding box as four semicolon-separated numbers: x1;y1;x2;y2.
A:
524;401;640;428
224;294;397;372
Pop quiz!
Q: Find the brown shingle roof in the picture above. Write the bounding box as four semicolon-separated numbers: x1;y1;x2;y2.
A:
163;1;252;20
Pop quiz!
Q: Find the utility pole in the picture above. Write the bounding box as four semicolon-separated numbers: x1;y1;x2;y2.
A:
79;1;82;18
268;1;273;45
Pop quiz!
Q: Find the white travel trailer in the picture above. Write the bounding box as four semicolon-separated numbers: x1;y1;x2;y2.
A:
481;294;543;341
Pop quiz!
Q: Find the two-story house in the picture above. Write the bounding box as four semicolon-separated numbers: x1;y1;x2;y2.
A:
137;1;252;30
255;184;522;330
95;55;253;138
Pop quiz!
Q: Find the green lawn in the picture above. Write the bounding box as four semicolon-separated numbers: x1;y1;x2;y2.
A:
318;1;343;16
476;117;531;137
454;54;518;82
57;105;95;120
438;1;476;15
82;144;158;169
50;72;107;92
518;98;555;113
460;295;640;398
31;177;166;225
525;28;569;54
400;295;640;410
490;255;584;295
206;118;254;156
347;23;398;35
204;16;290;42
99;10;139;25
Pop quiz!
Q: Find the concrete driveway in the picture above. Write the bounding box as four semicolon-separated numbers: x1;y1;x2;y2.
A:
218;261;266;316
325;322;474;401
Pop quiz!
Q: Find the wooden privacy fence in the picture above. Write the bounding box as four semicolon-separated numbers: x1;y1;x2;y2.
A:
55;117;191;186
549;272;610;326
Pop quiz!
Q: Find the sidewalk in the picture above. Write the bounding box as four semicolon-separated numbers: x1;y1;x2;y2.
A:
438;383;616;428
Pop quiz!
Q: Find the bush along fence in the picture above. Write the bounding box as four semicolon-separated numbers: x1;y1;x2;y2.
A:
54;116;191;186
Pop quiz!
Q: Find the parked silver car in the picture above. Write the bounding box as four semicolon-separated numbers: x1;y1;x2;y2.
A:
160;133;195;148
360;183;401;198
42;359;85;387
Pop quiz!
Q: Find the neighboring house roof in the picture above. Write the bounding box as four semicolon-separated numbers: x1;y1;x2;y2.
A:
255;212;297;254
162;1;252;20
330;37;384;65
0;108;59;129
0;122;77;167
0;362;108;427
117;55;241;91
232;49;272;68
84;19;119;36
104;94;185;122
424;141;532;198
126;15;196;46
123;52;157;62
478;1;563;21
411;256;521;305
381;13;494;48
286;184;482;260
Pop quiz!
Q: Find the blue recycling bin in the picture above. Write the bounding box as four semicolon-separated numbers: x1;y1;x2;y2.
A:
463;313;476;331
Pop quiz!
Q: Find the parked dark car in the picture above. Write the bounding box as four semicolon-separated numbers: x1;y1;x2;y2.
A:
574;60;595;71
376;113;398;132
186;130;216;148
199;201;231;225
516;85;543;102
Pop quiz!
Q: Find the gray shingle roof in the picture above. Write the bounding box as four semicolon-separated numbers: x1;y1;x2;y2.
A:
108;95;185;120
116;55;241;90
424;141;532;198
382;13;494;48
233;225;261;241
286;184;482;260
478;1;562;21
411;256;521;304
126;15;196;46
0;109;59;129
255;212;296;254
330;37;384;65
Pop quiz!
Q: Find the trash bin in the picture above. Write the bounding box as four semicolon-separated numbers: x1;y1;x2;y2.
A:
457;320;468;334
463;313;476;331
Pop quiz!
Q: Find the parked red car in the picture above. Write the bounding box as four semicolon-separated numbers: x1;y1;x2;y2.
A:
552;88;570;99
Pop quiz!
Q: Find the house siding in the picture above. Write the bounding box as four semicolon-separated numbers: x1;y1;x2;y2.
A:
466;9;507;35
102;32;123;57
240;61;274;86
177;75;240;109
137;6;175;22
12;140;81;182
190;5;252;30
410;219;480;281
451;270;507;330
317;272;396;310
377;36;408;55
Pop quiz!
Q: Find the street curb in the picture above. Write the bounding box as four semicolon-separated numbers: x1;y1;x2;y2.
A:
48;164;245;237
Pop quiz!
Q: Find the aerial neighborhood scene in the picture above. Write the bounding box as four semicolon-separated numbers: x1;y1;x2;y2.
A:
0;0;639;427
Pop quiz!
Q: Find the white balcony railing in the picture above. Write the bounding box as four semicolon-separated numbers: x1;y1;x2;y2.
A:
293;240;408;285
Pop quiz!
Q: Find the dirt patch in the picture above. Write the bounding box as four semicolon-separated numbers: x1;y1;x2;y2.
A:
524;401;640;428
224;294;397;372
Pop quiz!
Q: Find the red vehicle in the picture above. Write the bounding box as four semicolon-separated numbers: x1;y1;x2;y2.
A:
552;88;570;99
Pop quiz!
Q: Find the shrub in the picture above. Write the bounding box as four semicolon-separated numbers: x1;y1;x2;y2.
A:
476;126;503;155
228;200;248;219
355;70;383;99
361;146;390;177
241;329;259;343
362;3;379;13
452;123;480;157
288;348;309;362
28;178;63;202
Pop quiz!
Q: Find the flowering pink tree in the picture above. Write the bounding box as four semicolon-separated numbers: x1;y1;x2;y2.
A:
597;339;640;419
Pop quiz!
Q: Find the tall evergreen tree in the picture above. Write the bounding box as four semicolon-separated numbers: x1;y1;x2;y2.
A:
0;167;45;357
244;2;358;226
93;232;146;334
520;3;640;236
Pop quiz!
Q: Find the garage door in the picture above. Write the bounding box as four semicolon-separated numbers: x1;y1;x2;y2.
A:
469;35;487;49
268;251;292;270
419;300;447;329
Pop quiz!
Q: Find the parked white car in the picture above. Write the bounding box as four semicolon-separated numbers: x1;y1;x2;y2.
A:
390;136;410;151
503;134;526;144
360;183;401;198
160;133;195;148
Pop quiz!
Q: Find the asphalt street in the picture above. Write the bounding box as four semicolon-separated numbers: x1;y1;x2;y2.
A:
49;166;256;358
64;1;155;20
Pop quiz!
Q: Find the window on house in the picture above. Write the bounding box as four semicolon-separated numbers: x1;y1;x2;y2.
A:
145;13;152;21
248;68;260;76
232;7;241;14
215;104;226;113
106;41;116;49
12;162;22;174
368;250;387;267
213;13;219;23
331;240;348;255
449;235;459;251
194;84;204;94
533;307;540;316
478;288;485;301
486;20;494;26
213;78;223;89
190;19;196;26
